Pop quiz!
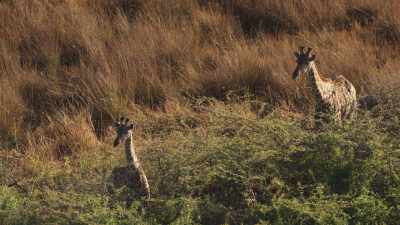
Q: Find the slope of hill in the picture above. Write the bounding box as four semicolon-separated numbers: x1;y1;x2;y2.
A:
0;1;399;224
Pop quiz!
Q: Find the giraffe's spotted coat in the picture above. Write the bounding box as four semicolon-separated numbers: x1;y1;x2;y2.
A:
293;47;357;124
113;117;151;200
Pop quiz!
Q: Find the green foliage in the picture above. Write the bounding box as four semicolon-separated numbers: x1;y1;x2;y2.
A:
0;187;20;211
1;0;400;224
269;197;349;225
0;187;43;225
145;198;199;225
348;192;390;225
1;99;399;224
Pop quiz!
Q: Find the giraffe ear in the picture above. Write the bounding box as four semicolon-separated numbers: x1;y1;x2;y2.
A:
309;54;316;61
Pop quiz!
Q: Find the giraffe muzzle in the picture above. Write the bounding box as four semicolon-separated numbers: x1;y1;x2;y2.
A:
292;68;300;80
113;138;121;147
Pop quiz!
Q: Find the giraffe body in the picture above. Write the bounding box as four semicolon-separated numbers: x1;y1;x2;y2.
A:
124;134;151;199
293;47;357;124
112;117;150;200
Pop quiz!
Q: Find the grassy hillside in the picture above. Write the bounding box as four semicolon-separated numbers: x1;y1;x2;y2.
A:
0;0;400;224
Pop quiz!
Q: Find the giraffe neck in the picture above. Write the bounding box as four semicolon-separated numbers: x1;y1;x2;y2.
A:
124;133;140;169
123;131;151;199
306;62;330;104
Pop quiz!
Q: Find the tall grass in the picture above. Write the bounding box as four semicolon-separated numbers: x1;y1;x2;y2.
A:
1;0;400;224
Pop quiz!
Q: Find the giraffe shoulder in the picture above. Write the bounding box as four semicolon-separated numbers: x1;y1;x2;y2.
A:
334;75;353;86
335;75;356;95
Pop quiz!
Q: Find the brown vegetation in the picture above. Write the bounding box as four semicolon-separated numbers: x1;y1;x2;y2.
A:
0;0;400;157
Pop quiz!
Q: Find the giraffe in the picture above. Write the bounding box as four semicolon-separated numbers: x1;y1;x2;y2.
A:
112;117;150;200
292;47;357;125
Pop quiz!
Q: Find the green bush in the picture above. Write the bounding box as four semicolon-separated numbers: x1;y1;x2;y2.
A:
348;192;390;225
1;98;399;224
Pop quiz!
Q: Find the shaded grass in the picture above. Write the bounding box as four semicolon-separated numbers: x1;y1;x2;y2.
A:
1;97;399;224
1;0;400;224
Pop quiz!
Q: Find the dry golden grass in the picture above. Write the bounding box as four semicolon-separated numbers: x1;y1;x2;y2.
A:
1;0;400;158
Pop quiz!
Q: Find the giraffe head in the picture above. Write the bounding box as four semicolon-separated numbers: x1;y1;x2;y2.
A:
292;46;316;80
112;117;135;147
